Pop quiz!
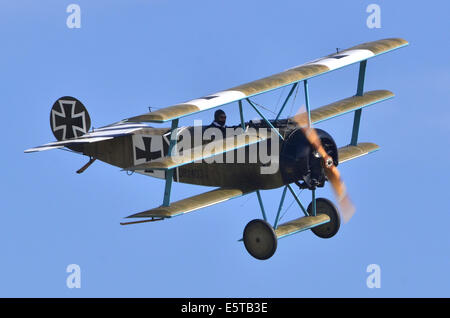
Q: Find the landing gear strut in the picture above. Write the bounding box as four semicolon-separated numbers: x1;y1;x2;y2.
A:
242;192;341;260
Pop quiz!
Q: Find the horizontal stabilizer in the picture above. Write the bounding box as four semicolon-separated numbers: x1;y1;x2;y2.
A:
275;214;330;239
24;137;114;153
24;145;65;153
24;123;148;153
126;131;268;171
310;90;394;124
126;38;408;123
125;187;252;219
338;142;380;164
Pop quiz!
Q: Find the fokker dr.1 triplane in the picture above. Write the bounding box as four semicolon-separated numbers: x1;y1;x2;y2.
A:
26;38;408;260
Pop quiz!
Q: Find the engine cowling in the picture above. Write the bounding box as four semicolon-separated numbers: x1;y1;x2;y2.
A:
279;128;338;189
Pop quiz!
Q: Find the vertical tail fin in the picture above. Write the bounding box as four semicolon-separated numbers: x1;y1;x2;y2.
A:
50;96;91;141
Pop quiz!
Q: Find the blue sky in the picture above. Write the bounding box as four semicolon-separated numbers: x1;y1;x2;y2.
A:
1;0;449;297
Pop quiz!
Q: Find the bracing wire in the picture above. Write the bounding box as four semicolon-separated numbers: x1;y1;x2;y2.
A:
248;98;277;116
279;188;304;222
287;83;300;118
274;86;286;114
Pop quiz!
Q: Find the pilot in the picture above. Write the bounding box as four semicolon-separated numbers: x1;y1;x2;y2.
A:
212;109;226;128
207;109;227;136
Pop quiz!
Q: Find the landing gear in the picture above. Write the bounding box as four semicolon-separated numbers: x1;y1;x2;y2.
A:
307;198;340;238
242;191;341;260
243;219;277;260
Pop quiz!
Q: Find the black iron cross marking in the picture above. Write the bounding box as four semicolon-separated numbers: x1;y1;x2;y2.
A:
54;102;85;139
135;137;161;162
330;55;348;59
199;95;218;100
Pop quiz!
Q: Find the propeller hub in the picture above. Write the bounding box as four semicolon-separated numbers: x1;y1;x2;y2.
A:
325;157;334;168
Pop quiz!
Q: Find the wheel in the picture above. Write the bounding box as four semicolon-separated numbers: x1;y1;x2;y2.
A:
307;198;340;239
243;219;277;260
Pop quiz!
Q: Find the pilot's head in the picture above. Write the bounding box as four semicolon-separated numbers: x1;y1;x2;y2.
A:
214;109;226;126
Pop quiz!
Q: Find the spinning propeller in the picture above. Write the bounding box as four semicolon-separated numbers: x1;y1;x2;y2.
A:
291;109;355;222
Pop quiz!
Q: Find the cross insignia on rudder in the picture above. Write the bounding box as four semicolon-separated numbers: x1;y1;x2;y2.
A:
51;100;87;140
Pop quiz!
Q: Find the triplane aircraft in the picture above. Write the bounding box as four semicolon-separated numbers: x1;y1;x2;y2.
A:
26;38;408;260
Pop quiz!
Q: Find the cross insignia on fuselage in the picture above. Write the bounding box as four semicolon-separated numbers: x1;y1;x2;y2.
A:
135;137;161;162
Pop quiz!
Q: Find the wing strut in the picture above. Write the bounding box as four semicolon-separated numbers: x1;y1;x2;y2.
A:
255;190;268;222
350;60;367;145
162;119;179;206
238;100;245;129
275;82;299;120
246;99;284;140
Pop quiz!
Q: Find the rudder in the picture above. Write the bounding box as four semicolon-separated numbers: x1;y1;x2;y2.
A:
50;96;91;141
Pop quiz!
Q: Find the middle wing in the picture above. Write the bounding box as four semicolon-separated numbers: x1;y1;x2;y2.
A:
338;142;380;164
125;38;408;123
125;129;269;171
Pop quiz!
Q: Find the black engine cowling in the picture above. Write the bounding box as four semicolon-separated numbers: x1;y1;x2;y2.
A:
279;128;338;189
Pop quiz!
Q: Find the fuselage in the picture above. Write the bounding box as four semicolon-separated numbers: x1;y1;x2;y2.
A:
79;119;337;191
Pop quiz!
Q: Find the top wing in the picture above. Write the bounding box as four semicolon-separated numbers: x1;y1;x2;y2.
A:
24;123;149;153
126;38;408;123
